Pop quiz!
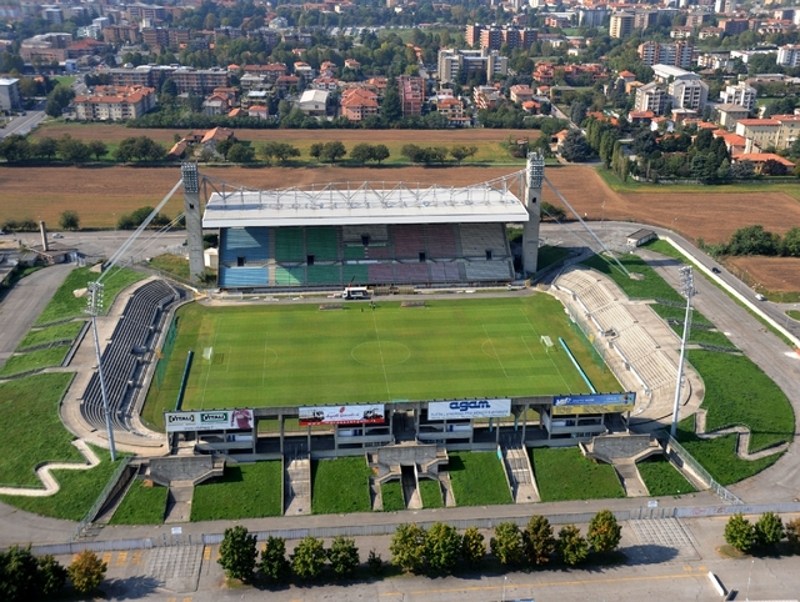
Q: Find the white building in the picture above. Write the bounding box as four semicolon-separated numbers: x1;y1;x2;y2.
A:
0;77;21;113
777;44;800;67
634;82;667;115
720;81;756;112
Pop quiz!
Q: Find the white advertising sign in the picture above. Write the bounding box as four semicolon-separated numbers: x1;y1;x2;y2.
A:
298;404;385;426
165;409;254;433
427;399;511;420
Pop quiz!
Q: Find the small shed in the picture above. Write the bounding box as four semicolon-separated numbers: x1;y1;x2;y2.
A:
626;228;657;249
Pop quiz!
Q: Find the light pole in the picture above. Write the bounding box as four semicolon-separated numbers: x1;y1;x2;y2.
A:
87;281;117;461
671;266;695;439
502;575;508;602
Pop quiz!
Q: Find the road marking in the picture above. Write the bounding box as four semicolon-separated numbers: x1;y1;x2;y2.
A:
102;552;112;565
131;550;142;565
203;546;211;561
115;551;127;566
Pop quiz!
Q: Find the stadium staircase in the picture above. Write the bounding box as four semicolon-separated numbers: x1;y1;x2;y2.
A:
284;455;311;516
500;444;540;503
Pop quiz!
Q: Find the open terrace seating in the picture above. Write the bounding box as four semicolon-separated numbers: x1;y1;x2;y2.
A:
464;260;513;281
81;280;181;434
459;223;508;258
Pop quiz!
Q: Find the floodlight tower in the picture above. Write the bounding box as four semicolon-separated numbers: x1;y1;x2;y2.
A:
670;266;695;438
86;281;117;461
181;162;204;284
522;151;544;276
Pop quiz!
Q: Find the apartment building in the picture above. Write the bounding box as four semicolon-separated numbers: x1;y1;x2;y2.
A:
638;40;694;69
437;48;508;84
634;82;667;115
398;75;424;117
720;81;757;112
73;85;157;121
609;13;635;39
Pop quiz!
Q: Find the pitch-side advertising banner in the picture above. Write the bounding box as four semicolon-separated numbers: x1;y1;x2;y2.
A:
165;409;254;432
427;399;511;420
551;393;636;416
298;404;385;426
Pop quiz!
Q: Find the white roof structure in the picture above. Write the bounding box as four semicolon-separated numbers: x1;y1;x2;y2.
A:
203;179;529;228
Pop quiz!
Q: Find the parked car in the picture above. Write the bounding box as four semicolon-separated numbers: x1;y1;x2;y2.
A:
711;267;720;274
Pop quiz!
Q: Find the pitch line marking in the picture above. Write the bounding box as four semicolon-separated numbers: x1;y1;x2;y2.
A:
519;308;573;392
371;310;392;400
482;325;509;378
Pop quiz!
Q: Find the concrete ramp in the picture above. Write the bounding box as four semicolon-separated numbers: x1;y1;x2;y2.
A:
164;480;194;523
501;446;540;503
615;461;649;497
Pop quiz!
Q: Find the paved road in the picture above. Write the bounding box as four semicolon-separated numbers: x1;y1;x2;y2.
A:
0;107;46;139
0;262;73;367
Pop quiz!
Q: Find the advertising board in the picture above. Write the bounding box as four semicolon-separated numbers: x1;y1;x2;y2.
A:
551;393;636;416
427;399;512;420
165;409;254;433
298;404;385;426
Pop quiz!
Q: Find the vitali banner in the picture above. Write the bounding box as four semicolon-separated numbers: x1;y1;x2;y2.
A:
427;399;512;420
165;409;254;433
551;393;636;416
298;404;385;426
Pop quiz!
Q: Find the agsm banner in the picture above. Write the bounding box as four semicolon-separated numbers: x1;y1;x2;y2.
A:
428;399;511;420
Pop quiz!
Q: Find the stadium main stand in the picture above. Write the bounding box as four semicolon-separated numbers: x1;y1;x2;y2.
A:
204;180;529;290
81;280;182;434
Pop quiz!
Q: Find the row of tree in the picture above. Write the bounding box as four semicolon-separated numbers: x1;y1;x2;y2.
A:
0;547;107;601
702;224;800;258
217;510;622;585
724;512;800;554
0;134;166;164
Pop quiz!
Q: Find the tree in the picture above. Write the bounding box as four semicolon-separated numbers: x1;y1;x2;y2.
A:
726;225;780;256
372;144;390;164
781;227;800;257
785;517;800;552
57;135;91;163
37;555;67;598
320;141;346;163
461;527;485;568
350;143;373;165
291;536;327;581
59;210;80;231
218;525;257;582
557;524;589;567
309;142;324;161
754;512;784;549
259;141;300;164
587;510;622;555
541;201;566;222
450;145;477;164
760;159;788;176
424;522;462;576
327;536;359;580
33;136;58;160
490;522;525;568
87;140;107;161
44;84;74;117
226;142;255;163
367;549;384;575
0;546;41;602
382;77;402;123
560;130;593;163
259;536;290;584
525;515;556;566
67;550;106;595
0;135;31;162
724;513;756;553
390;523;427;574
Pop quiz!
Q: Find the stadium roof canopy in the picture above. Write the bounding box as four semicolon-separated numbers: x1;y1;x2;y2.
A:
202;181;529;228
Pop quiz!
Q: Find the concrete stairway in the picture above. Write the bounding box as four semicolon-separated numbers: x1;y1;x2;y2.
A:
501;446;540;504
284;456;311;516
164;480;194;523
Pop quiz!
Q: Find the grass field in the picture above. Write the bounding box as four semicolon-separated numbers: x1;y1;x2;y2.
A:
0;345;70;377
34;265;144;325
311;457;372;514
191;462;282;521
419;478;444;509
532;447;625;502
18;320;85;351
448;452;512;506
110;480;168;525
381;480;405;512
144;295;620;425
0;373;78;488
636;456;696;497
0;446;122;521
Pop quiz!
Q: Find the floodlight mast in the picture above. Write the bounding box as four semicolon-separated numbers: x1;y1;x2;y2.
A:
87;282;117;461
670;266;695;438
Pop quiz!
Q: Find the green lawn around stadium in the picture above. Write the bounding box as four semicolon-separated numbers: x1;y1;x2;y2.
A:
144;294;620;427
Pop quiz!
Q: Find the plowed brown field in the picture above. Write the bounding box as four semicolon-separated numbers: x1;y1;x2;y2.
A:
1;161;798;292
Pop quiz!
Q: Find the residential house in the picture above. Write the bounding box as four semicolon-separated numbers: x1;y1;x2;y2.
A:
509;84;534;104
715;104;750;129
296;89;328;117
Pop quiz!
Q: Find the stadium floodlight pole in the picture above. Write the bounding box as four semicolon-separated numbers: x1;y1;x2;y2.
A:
87;281;117;461
670;266;695;439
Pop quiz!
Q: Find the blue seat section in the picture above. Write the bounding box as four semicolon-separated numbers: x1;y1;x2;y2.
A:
275;265;304;286
275;227;305;262
306;226;339;261
220;266;268;287
220;227;269;264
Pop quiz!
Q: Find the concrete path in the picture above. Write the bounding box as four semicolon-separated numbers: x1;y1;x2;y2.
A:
284;457;311;516
164;481;194;524
615;461;648;498
0;439;100;497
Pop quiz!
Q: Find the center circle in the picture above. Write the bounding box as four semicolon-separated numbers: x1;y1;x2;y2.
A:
351;341;411;366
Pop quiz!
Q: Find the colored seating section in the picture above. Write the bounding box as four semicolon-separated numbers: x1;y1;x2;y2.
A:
218;223;514;289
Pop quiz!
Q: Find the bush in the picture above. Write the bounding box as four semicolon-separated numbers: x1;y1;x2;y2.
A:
67;550;106;595
490;522;525;568
218;525;257;582
724;514;756;553
754;512;784;549
291;536;327;582
327;536;359;580
587;510;622;555
557;524;589;566
390;523;427;574
259;536;290;584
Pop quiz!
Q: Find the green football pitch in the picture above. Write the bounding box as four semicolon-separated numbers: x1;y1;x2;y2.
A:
145;294;620;415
